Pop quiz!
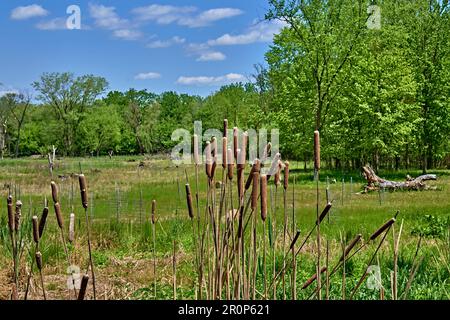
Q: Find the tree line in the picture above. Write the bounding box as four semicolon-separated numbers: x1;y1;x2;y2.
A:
0;0;449;172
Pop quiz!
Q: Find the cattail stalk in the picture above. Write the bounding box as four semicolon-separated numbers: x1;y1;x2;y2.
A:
79;173;96;300
151;200;157;299
282;161;289;300
77;275;89;300
35;251;46;300
314;130;321;300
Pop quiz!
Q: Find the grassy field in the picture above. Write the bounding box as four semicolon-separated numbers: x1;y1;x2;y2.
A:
0;155;449;300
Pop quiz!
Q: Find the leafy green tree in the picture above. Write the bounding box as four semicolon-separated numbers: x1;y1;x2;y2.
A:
32;72;108;155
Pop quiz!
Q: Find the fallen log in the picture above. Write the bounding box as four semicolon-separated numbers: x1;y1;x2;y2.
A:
362;165;437;193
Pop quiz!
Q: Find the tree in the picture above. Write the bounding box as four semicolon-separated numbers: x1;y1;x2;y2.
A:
266;0;369;131
1;92;31;157
32;72;108;155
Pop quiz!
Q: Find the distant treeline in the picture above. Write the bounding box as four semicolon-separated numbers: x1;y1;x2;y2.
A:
1;0;449;173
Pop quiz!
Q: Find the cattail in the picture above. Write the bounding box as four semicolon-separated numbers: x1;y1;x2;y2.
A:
339;234;362;262
14;200;22;232
223;119;228;139
314;130;320;171
267;153;281;180
151;200;156;224
185;184;194;219
302;267;327;289
222;137;227;168
69;213;75;243
237;150;244;199
39;206;49;238
233;127;238;160
260;174;268;221
251;172;259;211
193;134;199;165
205;141;212;179
211;137;217;158
289;230;301;250
51;181;59;203
77;274;89;300
274;160;282;186
54;202;64;229
7;196;14;233
227;148;234;180
238;132;248;169
79;174;88;209
35;251;43;270
316;202;332;225
245;159;261;190
284;161;290;190
262;142;272;163
370;218;396;241
211;156;217;180
32;216;39;244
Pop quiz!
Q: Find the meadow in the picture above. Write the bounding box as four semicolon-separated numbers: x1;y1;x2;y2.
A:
0;154;449;300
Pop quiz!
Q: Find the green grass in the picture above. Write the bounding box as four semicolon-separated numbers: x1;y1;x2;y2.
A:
0;156;449;300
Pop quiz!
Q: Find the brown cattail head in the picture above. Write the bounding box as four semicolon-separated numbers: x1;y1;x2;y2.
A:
370;218;396;241
39;206;49;238
237;160;244;200
211;137;217;158
233;127;238;160
51;181;59;203
77;274;89;301
7;196;14;233
185;184;194;219
15;200;22;232
314;130;320;171
274;160;282;187
302;267;327;289
284;161;290;190
151;200;156;224
260;174;268;221
245;158;261;190
79;174;88;209
222;137;227;168
35;251;43;270
68;213;75;243
251;172;259;211
317;202;332;225
237;132;248;169
290;230;301;250
340;234;362;261
205;141;212;179
54;202;64;229
227;148;234;180
32;215;39;243
223;119;228;139
211;156;217;180
193;134;199;165
267;153;281;181
262;142;272;163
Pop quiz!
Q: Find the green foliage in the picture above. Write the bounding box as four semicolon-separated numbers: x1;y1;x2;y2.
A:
411;215;450;238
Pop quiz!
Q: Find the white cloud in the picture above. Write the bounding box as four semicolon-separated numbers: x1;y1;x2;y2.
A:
11;5;48;20
132;5;242;28
147;36;185;48
208;20;286;46
89;4;129;30
113;29;143;40
35;18;67;31
179;8;243;27
134;72;161;80
176;73;246;86
132;5;196;24
196;51;226;62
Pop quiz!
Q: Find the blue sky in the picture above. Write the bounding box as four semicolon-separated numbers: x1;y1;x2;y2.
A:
0;1;285;97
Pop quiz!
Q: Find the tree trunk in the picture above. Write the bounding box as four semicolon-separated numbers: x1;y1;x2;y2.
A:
362;165;437;193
